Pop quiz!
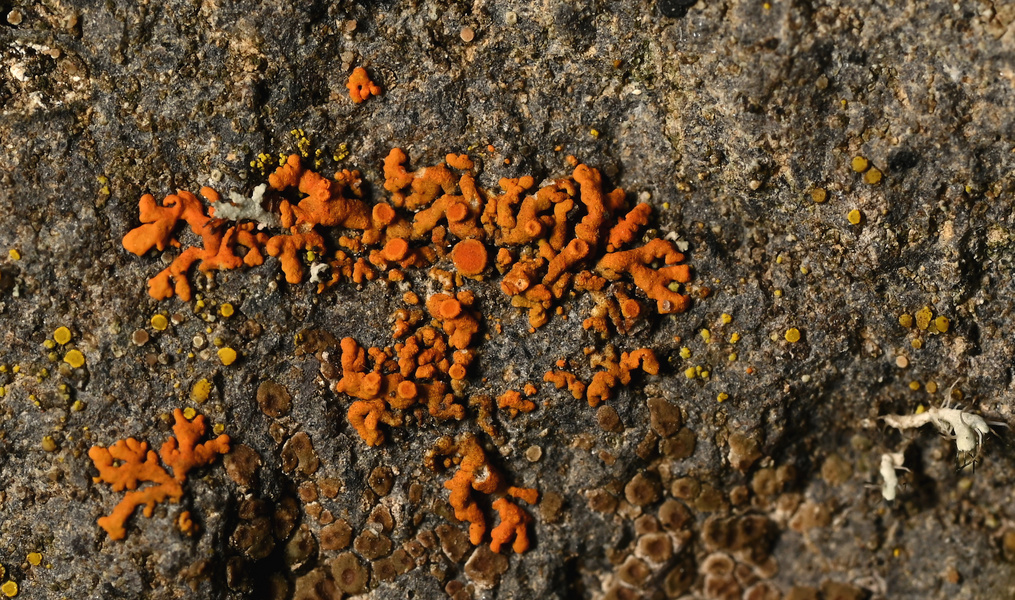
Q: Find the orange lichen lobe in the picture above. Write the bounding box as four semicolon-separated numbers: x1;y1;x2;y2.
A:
347;67;382;103
88;409;229;540
596;238;692;314
497;389;536;418
490;498;532;553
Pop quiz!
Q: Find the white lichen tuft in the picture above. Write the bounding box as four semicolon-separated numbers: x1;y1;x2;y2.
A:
879;452;905;501
212;184;280;228
882;406;993;466
308;263;329;284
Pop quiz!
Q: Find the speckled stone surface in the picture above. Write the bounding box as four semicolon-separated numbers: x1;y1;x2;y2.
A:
2;0;1015;598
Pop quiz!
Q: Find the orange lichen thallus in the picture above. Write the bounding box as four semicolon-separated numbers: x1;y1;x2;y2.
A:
437;435;538;553
347;67;382;103
88;409;230;540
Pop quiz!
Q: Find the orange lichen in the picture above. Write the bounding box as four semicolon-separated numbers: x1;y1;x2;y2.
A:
451;239;488;277
490;498;532;553
497;389;536;418
596;239;692;314
544;369;587;400
88;409;230;540
347;67;382;103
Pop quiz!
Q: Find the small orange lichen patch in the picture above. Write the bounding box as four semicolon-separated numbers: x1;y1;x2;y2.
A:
88;409;230;540
451;239;488;277
497;389;536;418
347;67;382;103
490;498;531;553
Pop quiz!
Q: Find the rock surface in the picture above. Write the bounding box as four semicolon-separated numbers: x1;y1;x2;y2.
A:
2;0;1015;598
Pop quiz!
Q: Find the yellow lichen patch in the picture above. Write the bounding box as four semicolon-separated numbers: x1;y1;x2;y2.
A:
25;553;40;567
785;328;801;343
934;315;950;333
717;393;729;402
182;407;197;420
899;313;913;328
847;209;862;225
729;332;740;343
684;367;696;379
218;347;238;366
926;381;938;394
911;338;923;349
810;187;827;203
8;249;20;261
220;303;235;318
64;350;85;368
700;329;711;343
190;379;212;403
679;347;691;359
53;327;72;345
864;168;882;185
851;156;869;172
721;313;732;324
909;381;920;391
915;306;933;330
151;314;169;331
41;436;57;452
1;581;17;597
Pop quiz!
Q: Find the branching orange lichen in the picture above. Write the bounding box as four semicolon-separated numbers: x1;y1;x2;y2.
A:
490;498;532;553
596;238;692;314
496;389;536;418
88;409;230;540
347;67;382;103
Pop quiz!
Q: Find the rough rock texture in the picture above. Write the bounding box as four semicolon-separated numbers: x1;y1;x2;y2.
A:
2;0;1015;599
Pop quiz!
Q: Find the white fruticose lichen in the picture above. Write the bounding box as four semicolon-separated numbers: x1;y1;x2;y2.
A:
882;406;994;466
212;184;281;228
879;452;906;501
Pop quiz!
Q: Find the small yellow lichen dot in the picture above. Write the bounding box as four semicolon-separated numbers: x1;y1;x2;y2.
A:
915;306;933;330
810;187;827;203
63;350;85;369
774;289;783;297
43;339;56;350
721;313;732;324
728;352;738;361
219;303;234;318
934;315;950;333
11;365;19;373
730;332;740;343
151;314;169;331
191;379;212;403
182;407;197;420
717;393;729;402
41;437;57;452
213;423;226;435
71;400;85;412
785;328;801;343
0;387;6;397
684;367;697;379
915;404;926;414
911;338;923;350
0;565;4;579
851;156;869;172
909;381;921;391
26;553;41;566
926;381;938;394
847;209;862;225
679;347;691;359
700;329;711;343
218;347;238;366
864;167;882;185
1;580;17;597
8;249;21;261
53;327;72;345
899;313;913;328
590;129;599;138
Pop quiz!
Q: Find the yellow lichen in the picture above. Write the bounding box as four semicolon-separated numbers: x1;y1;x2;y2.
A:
899;313;913;328
1;581;17;597
219;303;234;318
8;249;20;261
847;209;862;225
64;350;85;369
915;306;933;330
934;315;950;333
53;327;72;345
864;168;882;185
218;347;238;366
190;379;212;403
810;187;827;203
851;156;869;172
721;313;732;324
25;553;40;567
785;328;801;343
717;393;728;402
151;314;169;331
